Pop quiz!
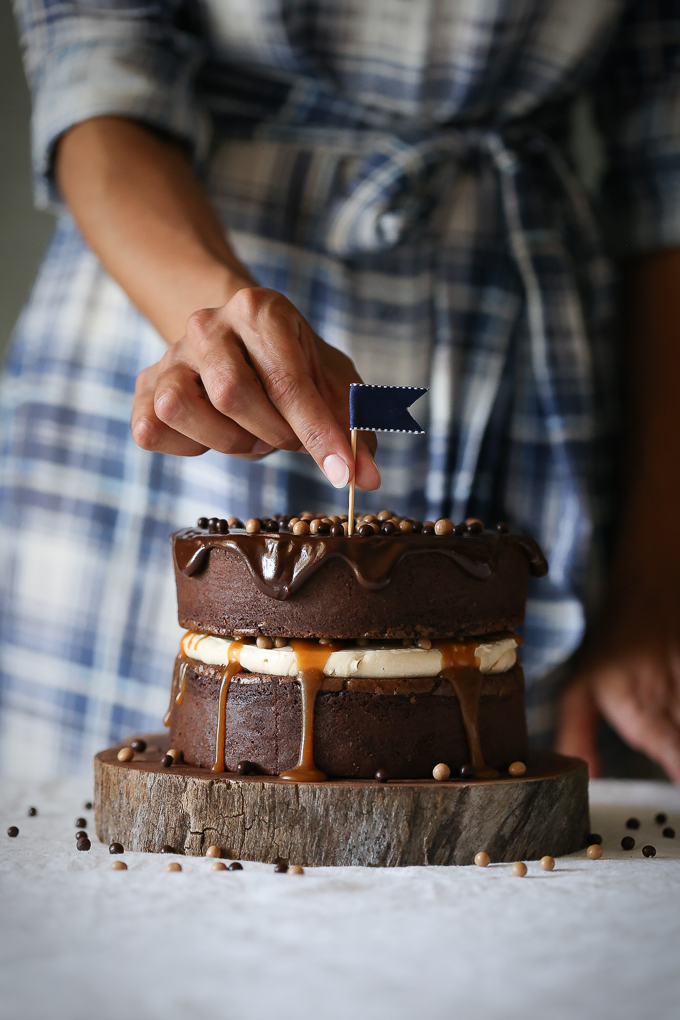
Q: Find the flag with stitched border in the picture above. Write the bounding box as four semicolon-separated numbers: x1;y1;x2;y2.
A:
349;384;428;433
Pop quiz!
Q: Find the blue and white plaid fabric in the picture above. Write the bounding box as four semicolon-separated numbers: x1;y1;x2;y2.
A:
3;0;680;775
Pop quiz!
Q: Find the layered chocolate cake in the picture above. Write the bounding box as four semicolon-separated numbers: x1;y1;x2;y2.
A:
165;512;547;781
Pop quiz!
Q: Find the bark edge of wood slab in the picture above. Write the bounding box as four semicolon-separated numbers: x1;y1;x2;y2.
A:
94;736;589;867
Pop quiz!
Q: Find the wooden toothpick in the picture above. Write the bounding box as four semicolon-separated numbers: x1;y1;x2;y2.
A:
347;428;357;536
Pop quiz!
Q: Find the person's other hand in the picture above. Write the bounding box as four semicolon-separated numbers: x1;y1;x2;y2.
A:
556;577;680;784
131;287;380;490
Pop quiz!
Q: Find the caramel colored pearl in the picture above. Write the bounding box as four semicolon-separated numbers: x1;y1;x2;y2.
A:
432;763;451;782
293;520;310;535
167;748;183;762
508;761;526;776
540;856;555;871
166;862;182;872
512;861;527;877
117;747;134;762
398;519;413;532
228;516;244;528
110;861;127;871
416;637;432;650
256;635;273;649
211;861;227;871
288;517;300;528
288;865;304;874
474;851;490;867
309;518;322;533
274;637;288;648
245;518;261;534
206;845;221;858
377;511;393;521
586;843;603;860
434;518;454;536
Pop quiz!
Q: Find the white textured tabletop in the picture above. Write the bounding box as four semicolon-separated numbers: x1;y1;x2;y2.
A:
1;777;680;1020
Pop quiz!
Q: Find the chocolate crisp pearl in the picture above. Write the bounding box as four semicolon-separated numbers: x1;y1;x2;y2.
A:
109;842;124;854
621;836;635;851
76;838;91;851
197;517;208;529
381;521;397;535
586;844;603;860
626;817;640;830
7;826;19;837
159;845;174;854
228;862;243;871
167;748;183;762
358;524;374;537
460;764;475;778
160;754;174;767
588;833;603;845
511;861;527;877
75;831;87;840
374;769;389;783
474;852;490;867
663;827;676;838
274;863;289;873
130;739;146;753
655;813;667;825
75;818;87;828
27;807;37;817
237;760;254;775
642;845;657;858
540;856;555;871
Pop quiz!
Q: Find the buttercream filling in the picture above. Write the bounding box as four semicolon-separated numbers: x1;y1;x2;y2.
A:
180;632;518;678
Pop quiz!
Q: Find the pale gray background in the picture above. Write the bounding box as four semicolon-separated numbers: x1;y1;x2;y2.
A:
0;0;55;360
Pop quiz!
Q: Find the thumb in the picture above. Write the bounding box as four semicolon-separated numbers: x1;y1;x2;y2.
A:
556;677;602;778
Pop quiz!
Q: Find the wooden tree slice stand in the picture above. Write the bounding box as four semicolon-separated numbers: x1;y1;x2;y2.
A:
94;735;589;867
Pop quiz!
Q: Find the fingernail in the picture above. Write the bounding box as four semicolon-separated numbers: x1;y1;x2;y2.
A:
251;439;274;455
369;454;381;485
323;454;350;488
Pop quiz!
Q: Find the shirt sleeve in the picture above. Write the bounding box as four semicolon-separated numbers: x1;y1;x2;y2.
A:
593;0;680;257
12;0;209;211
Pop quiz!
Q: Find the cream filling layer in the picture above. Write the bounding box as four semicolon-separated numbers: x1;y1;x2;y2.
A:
180;633;518;678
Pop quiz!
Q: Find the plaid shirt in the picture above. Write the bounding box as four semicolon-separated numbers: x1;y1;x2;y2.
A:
2;0;680;774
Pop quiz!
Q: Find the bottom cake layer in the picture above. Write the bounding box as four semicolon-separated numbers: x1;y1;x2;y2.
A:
167;657;528;779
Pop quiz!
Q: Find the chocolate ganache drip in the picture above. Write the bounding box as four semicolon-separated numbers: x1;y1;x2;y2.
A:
173;527;548;602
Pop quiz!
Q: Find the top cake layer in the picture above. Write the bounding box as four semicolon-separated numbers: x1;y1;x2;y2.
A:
173;514;547;640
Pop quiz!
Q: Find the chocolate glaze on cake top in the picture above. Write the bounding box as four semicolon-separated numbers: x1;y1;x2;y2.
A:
174;517;547;602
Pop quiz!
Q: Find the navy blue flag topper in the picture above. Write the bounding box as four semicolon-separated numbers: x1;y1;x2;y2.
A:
349;384;428;434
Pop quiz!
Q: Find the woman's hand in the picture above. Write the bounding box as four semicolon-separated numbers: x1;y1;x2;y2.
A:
557;571;680;784
131;286;380;490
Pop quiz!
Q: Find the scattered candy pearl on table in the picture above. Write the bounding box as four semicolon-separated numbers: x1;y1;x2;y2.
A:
274;863;288;873
655;813;667;825
511;861;527;877
75;831;87;840
588;833;602;845
110;861;127;871
27;807;37;817
663;826;675;838
586;844;603;860
432;763;451;782
288;865;304;875
166;862;182;872
109;842;124;854
160;754;174;768
159;845;174;854
626;817;640;830
508;761;526;777
129;739;147;753
7;826;19;837
211;861;227;871
228;862;243;871
642;845;657;858
84;801;93;810
621;836;635;851
75;818;87;828
474;852;490;868
117;747;134;762
76;838;91;851
540;856;555;871
206;846;221;858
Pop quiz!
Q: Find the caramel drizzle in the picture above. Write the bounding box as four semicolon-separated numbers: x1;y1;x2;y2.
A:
163;657;189;726
279;640;341;782
437;643;499;780
211;640;245;773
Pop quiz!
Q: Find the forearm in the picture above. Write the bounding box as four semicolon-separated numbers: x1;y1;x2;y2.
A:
612;250;680;587
55;116;255;342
